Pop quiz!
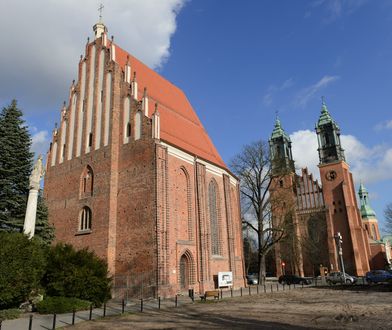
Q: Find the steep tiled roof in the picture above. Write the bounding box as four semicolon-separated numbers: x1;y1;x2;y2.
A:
113;43;226;169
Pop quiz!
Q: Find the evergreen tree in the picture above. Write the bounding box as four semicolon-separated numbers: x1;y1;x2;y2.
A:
0;100;33;231
0;100;54;243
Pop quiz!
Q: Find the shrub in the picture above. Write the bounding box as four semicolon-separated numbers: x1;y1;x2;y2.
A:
36;296;91;314
42;243;111;306
0;308;21;321
0;232;46;309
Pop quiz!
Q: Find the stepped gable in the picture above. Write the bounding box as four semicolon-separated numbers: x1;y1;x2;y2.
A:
113;42;226;169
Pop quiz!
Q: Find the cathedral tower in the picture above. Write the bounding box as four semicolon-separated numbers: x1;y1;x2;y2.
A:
316;100;370;275
358;183;380;241
269;118;304;277
269;117;295;175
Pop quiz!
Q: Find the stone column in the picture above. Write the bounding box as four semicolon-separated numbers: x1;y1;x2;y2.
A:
23;155;45;239
23;189;39;239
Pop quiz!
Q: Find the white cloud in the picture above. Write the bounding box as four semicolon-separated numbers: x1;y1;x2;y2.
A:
0;0;186;111
290;130;320;181
375;120;392;131
294;75;340;108
263;78;294;106
309;0;369;22
289;129;392;185
31;130;49;158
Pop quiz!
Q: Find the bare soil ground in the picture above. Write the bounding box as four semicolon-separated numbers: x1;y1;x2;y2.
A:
69;286;392;329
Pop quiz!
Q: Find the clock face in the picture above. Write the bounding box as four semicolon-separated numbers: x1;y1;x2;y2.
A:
325;170;337;181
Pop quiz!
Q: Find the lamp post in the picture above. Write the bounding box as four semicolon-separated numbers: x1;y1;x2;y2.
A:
334;232;346;283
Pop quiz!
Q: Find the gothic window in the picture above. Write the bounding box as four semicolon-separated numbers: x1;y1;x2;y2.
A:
176;167;192;240
127;123;131;138
135;111;142;140
80;165;94;197
372;224;377;240
209;180;221;255
79;206;92;231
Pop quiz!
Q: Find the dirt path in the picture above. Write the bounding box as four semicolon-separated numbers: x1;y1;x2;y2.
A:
69;287;392;329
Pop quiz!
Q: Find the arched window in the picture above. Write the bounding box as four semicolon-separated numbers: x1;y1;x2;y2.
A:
135;111;142;140
79;206;92;231
372;224;377;240
209;180;221;255
127;123;131;138
80;165;94;197
176;167;192;241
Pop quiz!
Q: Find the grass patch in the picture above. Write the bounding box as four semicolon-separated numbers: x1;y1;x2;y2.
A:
0;308;21;321
36;297;91;314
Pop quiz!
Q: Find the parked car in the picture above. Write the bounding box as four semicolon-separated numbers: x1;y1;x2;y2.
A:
326;272;357;285
366;270;392;284
278;274;311;285
246;274;258;285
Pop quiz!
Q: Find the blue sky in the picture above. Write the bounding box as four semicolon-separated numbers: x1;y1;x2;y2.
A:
1;0;391;231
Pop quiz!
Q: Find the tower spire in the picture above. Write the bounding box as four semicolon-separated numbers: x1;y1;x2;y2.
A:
93;4;107;39
98;3;104;22
269;116;295;175
315;98;345;164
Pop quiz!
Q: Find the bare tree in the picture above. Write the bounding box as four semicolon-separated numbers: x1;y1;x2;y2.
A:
384;203;392;234
230;140;294;284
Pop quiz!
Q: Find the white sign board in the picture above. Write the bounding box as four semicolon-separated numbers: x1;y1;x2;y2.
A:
218;271;233;287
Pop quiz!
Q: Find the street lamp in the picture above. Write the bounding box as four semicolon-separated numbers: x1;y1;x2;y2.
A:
334;232;346;283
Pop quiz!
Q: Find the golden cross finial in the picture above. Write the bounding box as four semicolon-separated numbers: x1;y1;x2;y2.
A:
98;3;104;22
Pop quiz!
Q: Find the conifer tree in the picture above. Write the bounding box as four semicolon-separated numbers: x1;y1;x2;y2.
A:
0;100;54;243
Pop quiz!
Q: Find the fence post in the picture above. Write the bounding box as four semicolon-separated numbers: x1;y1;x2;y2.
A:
52;313;56;330
122;299;125;314
89;304;93;320
140;299;144;312
175;295;178;307
103;303;106;317
249;286;251;295
240;287;243;296
158;296;161;309
257;285;259;295
220;289;223;299
270;284;273;293
29;315;33;330
72;309;76;325
231;288;233;297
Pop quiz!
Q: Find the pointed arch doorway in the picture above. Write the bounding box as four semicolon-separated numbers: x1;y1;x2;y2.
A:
179;251;194;291
180;254;189;290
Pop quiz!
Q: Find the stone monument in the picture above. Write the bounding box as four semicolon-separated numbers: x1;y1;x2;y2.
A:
23;155;45;238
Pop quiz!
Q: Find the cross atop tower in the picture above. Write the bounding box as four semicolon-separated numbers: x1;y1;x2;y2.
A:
98;3;104;22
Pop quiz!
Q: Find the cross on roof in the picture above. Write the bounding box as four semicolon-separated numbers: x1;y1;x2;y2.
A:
98;3;104;22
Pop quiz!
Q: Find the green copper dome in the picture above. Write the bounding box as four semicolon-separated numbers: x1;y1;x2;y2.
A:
316;100;339;129
358;183;376;219
271;118;291;141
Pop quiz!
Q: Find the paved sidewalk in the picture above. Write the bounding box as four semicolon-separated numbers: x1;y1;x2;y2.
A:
1;283;306;329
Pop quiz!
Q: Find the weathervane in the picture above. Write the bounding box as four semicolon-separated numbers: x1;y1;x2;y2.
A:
98;3;104;22
321;95;326;105
275;109;279;120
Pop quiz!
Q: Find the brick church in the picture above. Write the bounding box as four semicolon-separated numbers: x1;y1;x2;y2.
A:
269;101;388;277
44;21;245;297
